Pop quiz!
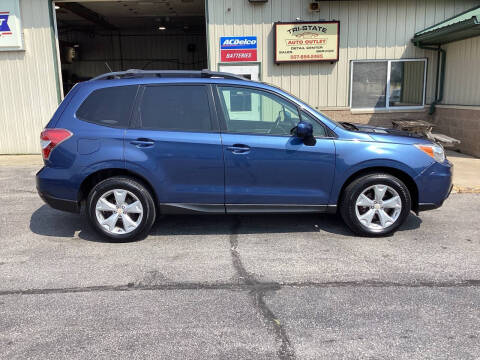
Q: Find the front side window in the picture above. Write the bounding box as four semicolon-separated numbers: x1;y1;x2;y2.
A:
350;59;426;110
300;111;328;137
76;85;138;127
139;85;213;131
217;86;300;136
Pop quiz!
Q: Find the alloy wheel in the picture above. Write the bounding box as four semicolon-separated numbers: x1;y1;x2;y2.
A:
354;184;402;231
95;189;143;234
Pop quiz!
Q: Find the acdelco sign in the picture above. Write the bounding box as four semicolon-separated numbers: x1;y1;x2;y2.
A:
220;36;257;50
0;0;23;51
0;13;12;35
220;36;257;63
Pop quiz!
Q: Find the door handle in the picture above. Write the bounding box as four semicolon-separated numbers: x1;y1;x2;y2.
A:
130;138;155;147
226;144;250;154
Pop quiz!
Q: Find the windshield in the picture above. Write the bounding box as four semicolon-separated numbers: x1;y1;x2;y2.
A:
307;107;345;129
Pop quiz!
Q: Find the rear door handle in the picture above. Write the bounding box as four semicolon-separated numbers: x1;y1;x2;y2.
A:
130;138;155;147
226;144;250;154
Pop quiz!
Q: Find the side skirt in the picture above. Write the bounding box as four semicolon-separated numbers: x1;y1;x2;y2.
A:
160;203;337;215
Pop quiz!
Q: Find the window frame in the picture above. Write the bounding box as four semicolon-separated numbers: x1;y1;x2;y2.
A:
349;58;427;111
131;83;220;133
75;85;140;129
213;84;331;138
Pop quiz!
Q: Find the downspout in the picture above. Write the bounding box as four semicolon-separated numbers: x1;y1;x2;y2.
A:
414;42;446;114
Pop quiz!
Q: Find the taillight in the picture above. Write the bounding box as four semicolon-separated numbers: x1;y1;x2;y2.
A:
40;128;73;160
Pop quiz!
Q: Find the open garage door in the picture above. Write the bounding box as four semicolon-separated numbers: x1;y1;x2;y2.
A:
54;0;207;94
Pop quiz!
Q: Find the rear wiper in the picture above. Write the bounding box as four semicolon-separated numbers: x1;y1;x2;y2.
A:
340;122;359;131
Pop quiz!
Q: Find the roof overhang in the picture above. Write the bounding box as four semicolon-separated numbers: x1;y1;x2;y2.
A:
412;6;480;46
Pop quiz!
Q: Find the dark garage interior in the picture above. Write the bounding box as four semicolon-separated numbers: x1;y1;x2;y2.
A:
54;0;207;93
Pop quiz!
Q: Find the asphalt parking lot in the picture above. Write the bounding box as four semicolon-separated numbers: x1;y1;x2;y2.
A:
1;164;480;359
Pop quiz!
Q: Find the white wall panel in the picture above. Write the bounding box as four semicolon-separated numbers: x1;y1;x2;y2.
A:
0;0;59;154
443;36;480;106
207;0;480;109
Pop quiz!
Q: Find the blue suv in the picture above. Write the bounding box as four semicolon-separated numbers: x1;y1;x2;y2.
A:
36;69;452;241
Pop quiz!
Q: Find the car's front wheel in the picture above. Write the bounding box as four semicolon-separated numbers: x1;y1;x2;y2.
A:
86;177;156;242
340;173;411;236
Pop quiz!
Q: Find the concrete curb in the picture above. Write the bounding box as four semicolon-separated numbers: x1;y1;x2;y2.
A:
452;185;480;194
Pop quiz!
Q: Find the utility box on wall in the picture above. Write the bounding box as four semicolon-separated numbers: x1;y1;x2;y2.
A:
0;0;24;51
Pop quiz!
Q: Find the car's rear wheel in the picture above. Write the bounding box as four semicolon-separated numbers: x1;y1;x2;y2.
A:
340;173;411;237
86;177;156;242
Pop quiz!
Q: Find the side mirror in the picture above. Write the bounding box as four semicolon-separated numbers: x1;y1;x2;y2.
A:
293;121;313;138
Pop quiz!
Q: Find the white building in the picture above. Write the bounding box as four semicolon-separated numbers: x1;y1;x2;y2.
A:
1;0;479;156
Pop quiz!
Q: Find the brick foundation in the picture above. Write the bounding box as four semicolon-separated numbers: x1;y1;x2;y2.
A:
320;109;430;128
431;107;480;158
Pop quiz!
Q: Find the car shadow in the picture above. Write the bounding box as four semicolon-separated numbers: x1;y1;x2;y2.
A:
29;204;422;243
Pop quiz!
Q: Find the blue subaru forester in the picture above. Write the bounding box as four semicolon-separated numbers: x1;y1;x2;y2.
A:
37;69;452;241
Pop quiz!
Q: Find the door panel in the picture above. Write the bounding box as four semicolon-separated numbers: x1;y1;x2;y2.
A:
216;85;336;206
124;84;224;205
222;133;335;205
125;130;224;204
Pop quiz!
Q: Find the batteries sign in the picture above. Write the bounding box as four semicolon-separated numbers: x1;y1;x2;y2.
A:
220;36;257;62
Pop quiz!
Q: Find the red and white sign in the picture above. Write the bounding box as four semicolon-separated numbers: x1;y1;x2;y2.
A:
0;0;23;51
220;36;257;63
221;49;257;62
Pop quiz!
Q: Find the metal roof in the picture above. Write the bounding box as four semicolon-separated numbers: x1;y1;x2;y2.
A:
412;5;480;45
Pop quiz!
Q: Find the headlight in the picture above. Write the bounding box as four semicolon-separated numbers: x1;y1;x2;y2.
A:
415;143;445;163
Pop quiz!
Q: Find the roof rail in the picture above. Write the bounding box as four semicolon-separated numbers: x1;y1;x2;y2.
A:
90;69;248;81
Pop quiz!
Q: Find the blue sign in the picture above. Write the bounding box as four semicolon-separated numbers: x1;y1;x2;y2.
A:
0;14;11;32
220;36;257;50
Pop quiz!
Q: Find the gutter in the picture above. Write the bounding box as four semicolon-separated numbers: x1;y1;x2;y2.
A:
413;42;446;115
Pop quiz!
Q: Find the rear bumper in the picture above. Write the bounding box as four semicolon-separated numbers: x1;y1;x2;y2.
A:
36;167;80;213
37;190;80;213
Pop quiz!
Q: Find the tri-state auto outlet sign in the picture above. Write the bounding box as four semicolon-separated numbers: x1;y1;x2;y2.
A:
274;21;339;63
0;0;23;51
220;36;257;62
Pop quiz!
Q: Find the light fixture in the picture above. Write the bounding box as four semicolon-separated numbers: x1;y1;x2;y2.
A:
158;26;166;31
55;5;60;10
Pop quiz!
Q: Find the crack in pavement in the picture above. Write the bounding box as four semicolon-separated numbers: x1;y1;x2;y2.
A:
3;214;480;358
229;216;296;360
2;280;479;297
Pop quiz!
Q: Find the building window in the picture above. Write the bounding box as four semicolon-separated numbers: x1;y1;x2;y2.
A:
350;59;426;110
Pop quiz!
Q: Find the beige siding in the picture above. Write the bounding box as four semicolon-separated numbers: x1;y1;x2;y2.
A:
442;36;480;106
207;0;480;110
0;0;59;154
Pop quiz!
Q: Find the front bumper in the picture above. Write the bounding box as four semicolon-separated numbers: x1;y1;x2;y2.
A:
418;183;453;211
415;159;453;212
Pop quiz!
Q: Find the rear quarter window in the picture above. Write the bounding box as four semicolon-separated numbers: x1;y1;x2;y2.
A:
76;85;138;127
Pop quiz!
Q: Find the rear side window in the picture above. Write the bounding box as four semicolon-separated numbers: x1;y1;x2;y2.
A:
139;85;213;131
76;86;138;127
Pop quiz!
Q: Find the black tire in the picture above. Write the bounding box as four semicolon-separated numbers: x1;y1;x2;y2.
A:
339;173;411;237
86;176;156;242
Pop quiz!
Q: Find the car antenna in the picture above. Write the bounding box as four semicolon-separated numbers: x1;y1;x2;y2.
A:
104;62;113;73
